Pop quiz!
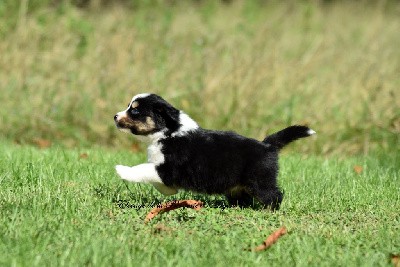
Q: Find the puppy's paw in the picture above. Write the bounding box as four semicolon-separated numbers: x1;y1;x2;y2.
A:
115;165;133;181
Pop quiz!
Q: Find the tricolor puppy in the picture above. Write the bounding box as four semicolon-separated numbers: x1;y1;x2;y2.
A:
114;93;315;210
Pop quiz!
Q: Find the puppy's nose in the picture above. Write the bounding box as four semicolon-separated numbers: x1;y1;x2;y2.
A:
114;114;118;121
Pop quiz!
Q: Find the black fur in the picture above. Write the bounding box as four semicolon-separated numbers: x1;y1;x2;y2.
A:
263;125;314;150
115;94;315;210
156;129;283;209
128;94;181;135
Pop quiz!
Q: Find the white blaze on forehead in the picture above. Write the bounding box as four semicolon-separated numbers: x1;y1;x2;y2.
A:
130;93;151;105
118;93;150;114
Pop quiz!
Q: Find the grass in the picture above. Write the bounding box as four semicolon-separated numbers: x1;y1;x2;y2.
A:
1;141;399;266
0;1;399;155
0;1;399;266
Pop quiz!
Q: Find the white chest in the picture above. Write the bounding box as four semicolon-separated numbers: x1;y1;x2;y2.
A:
147;142;165;166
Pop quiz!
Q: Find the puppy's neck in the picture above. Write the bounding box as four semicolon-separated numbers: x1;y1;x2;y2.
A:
136;111;199;144
135;131;167;144
172;111;199;137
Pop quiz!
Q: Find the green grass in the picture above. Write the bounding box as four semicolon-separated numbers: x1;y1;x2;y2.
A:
1;141;399;266
0;1;399;266
0;1;399;155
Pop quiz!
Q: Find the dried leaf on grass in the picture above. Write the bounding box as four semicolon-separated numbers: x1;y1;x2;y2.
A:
247;226;287;252
353;165;363;174
145;200;203;223
391;254;400;267
79;153;89;159
33;138;51;149
130;143;141;152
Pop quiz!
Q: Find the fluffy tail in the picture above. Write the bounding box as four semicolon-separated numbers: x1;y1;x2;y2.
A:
263;125;316;150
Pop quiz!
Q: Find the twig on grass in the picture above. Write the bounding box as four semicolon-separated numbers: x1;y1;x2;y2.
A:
145;200;204;223
246;226;287;252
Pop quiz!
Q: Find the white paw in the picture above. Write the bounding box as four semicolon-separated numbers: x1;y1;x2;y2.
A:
115;165;133;181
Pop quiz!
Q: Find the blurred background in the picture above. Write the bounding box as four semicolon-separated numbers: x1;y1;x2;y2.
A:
0;0;399;157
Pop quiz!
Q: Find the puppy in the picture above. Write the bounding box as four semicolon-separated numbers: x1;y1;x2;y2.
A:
114;93;315;210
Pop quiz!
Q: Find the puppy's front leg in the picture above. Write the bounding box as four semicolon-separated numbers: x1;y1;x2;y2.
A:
115;163;177;195
116;163;160;183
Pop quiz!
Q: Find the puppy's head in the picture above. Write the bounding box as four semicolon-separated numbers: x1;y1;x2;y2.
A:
114;93;181;136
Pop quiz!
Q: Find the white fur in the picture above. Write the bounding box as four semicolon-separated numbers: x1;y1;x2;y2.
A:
134;131;166;167
115;128;173;195
116;163;161;183
115;111;131;133
115;94;199;196
116;110;128;119
307;129;316;135
115;163;177;195
145;111;198;169
131;93;151;104
172;111;199;137
147;141;165;166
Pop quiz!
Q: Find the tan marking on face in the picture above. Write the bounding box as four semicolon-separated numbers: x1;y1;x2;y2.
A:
117;115;156;135
130;101;139;109
117;114;136;128
134;116;156;134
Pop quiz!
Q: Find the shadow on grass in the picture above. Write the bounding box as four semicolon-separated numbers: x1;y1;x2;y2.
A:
171;193;267;210
92;182;269;211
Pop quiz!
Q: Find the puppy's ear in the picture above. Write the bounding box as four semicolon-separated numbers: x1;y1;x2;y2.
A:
155;103;181;132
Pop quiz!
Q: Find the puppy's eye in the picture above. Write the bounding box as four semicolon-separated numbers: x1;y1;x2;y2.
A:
130;108;139;115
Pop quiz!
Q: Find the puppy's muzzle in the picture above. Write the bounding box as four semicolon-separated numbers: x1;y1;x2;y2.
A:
114;113;125;129
114;112;125;124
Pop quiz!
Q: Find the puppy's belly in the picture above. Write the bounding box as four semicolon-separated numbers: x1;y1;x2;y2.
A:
156;156;244;194
174;180;239;195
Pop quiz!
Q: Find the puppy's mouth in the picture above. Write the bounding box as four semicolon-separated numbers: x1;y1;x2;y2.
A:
115;124;131;134
114;113;157;135
115;121;133;134
114;113;134;133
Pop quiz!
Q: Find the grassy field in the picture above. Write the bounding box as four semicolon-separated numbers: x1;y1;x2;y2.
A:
0;142;399;266
1;1;400;266
0;0;399;155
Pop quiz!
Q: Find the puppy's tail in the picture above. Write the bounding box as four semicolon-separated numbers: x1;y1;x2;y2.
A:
263;125;316;150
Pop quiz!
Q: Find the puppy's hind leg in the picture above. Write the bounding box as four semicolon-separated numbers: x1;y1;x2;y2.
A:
115;163;177;196
246;163;283;210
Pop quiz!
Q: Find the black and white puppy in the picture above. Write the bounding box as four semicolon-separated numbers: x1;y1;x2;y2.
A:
114;93;315;210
